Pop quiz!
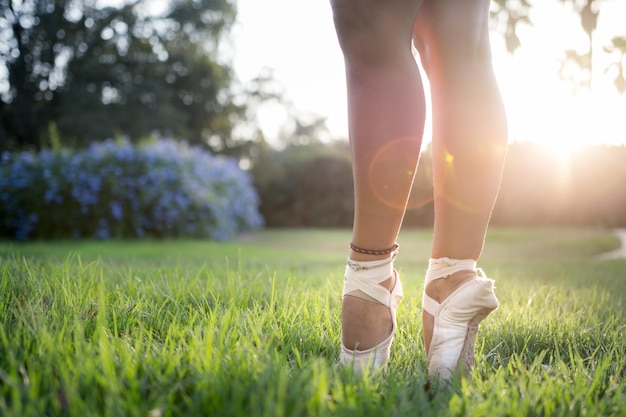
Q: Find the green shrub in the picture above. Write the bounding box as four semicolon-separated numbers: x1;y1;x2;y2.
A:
253;143;354;227
252;142;435;228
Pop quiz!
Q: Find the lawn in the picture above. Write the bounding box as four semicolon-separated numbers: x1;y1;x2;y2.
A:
0;228;624;416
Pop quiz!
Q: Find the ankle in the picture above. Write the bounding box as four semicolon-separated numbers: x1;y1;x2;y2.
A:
378;274;395;291
349;251;391;262
425;258;476;283
348;241;399;262
344;248;398;299
425;270;476;303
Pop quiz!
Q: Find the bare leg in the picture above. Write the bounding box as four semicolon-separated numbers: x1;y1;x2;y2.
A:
331;0;426;350
413;0;508;355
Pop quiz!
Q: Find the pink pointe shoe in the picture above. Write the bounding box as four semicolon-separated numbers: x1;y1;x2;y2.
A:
339;254;403;372
423;258;499;382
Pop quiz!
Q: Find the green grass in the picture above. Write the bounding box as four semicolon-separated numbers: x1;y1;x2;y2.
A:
0;228;624;416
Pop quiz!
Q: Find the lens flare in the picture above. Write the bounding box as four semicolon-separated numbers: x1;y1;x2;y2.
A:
368;136;430;209
432;143;508;214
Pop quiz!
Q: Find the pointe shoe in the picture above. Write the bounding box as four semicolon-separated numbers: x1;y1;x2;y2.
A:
340;269;403;372
423;268;498;381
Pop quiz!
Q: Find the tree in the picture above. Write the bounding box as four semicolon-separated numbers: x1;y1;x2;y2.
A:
604;36;626;94
490;0;533;55
490;0;625;95
558;0;599;90
0;0;244;152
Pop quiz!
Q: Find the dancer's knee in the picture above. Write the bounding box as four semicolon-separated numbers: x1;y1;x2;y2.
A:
331;0;419;64
414;0;492;72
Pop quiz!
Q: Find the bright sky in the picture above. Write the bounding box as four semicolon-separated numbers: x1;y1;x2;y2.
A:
232;0;626;151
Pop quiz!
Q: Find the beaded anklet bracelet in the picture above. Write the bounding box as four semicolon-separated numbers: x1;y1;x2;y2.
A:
349;242;399;256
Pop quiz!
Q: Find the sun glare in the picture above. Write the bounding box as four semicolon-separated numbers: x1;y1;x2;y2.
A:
233;0;626;152
498;54;626;156
490;1;626;155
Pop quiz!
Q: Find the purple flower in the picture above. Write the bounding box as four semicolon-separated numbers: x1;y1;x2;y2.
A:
0;137;264;240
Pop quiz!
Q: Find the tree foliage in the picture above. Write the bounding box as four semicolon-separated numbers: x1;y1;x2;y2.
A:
604;36;626;94
492;142;626;227
490;0;532;55
491;0;625;94
556;0;599;90
554;0;626;93
0;0;242;151
251;141;626;228
252;141;354;228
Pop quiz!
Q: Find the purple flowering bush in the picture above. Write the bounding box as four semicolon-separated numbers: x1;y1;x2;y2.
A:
0;139;263;240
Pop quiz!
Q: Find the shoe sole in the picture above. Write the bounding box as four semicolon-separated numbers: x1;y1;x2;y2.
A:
457;306;497;378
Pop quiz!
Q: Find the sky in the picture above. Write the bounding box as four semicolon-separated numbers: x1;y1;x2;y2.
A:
231;0;626;151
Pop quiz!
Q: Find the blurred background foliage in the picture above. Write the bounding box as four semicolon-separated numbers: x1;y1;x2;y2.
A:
0;0;245;153
491;0;626;92
1;0;625;238
2;0;625;155
252;141;626;229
